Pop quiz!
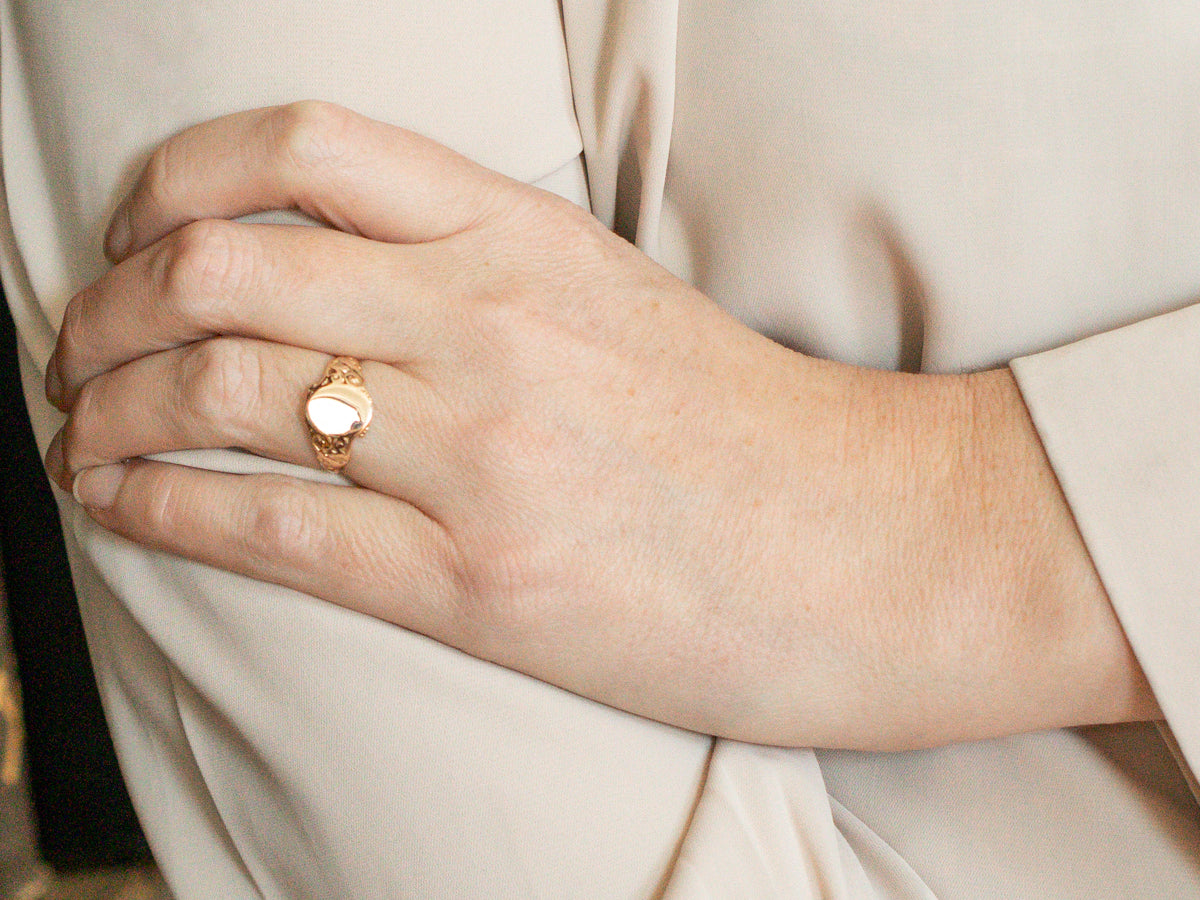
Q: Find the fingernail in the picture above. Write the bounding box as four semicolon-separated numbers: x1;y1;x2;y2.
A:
45;354;64;408
44;429;65;487
104;200;132;261
73;463;126;510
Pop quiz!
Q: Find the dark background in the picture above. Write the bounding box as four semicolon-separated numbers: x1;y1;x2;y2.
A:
0;290;148;870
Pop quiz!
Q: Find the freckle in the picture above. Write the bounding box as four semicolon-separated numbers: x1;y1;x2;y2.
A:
627;386;636;397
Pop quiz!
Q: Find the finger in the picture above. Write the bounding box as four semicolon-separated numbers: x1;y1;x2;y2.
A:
52;338;453;505
53;221;453;408
73;460;463;640
106;102;514;262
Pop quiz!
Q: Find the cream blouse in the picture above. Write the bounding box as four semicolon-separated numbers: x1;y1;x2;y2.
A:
3;1;1199;896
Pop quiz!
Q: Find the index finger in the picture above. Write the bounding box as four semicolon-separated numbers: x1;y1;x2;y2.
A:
106;101;513;262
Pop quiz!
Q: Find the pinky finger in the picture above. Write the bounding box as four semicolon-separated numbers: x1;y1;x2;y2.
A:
74;459;463;638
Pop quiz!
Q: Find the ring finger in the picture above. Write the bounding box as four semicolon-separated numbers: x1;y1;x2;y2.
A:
50;336;453;508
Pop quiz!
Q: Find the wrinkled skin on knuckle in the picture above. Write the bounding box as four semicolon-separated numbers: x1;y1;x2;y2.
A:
508;189;617;283
453;252;598;384
177;338;264;444
238;476;327;571
426;430;550;642
140;463;192;540
445;494;581;650
446;550;537;659
435;183;623;369
438;391;554;511
267;100;359;181
55;290;92;387
458;289;539;376
475;203;643;374
156;219;250;329
60;380;101;475
142;139;191;219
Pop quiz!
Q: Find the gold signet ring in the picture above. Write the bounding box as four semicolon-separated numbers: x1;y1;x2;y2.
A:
305;357;373;472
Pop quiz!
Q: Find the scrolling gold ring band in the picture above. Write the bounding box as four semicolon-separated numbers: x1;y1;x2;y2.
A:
305;356;373;472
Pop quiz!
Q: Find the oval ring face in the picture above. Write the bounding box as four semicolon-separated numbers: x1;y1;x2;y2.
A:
306;382;373;437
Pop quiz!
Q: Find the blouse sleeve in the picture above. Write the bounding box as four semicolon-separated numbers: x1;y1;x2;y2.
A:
1011;301;1200;796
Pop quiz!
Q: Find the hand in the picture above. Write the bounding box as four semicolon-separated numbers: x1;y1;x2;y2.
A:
45;102;1157;749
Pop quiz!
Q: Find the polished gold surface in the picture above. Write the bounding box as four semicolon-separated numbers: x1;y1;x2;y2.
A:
304;357;372;472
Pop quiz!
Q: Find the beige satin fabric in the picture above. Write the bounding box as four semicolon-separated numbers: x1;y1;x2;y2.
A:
3;1;1200;896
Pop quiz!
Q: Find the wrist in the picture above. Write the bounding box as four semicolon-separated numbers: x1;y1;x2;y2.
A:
961;368;1160;733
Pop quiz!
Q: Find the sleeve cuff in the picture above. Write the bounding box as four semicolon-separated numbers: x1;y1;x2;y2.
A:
1011;302;1200;794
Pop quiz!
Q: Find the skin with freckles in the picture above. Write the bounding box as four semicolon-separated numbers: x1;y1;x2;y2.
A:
44;102;1159;751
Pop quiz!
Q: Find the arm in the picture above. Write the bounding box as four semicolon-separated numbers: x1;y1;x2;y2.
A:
45;102;1159;751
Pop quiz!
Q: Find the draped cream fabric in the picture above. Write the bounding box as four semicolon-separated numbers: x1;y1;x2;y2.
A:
2;1;1199;896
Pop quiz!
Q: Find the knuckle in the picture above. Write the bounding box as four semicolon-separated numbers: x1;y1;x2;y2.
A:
428;533;469;607
446;579;506;650
452;214;612;355
452;273;544;364
56;294;89;377
533;196;614;279
268;100;357;174
141;467;181;534
240;476;326;566
156;219;249;326
448;538;548;645
60;381;100;467
493;180;605;257
142;140;186;215
557;198;611;253
178;338;264;439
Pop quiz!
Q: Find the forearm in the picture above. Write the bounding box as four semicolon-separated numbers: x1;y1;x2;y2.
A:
707;359;1157;750
47;104;1164;754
